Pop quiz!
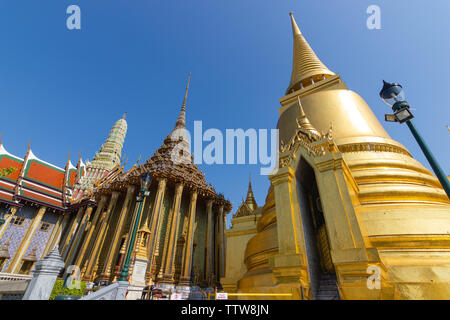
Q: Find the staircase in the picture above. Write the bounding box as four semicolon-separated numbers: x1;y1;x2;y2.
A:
316;274;340;300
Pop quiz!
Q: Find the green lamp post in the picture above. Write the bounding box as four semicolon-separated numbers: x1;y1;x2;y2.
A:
118;172;152;281
380;80;450;199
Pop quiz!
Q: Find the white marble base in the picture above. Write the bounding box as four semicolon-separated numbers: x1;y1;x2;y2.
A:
22;246;65;300
126;284;146;300
130;257;148;287
154;284;206;300
81;281;129;300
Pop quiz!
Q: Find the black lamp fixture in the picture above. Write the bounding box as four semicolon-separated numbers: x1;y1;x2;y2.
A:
380;80;414;123
137;172;151;202
379;80;450;199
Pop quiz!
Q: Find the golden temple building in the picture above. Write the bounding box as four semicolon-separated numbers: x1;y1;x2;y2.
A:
222;13;450;300
59;74;231;298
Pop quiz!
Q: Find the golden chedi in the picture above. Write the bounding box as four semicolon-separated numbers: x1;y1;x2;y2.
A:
232;13;450;300
221;177;261;295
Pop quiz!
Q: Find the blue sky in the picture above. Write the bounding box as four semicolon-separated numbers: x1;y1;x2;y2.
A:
0;1;449;224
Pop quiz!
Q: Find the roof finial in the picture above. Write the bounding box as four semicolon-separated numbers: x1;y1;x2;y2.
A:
296;96;322;140
173;72;191;131
182;72;191;109
67;150;71;161
289;12;302;36
0;134;3;147
122;112;127;120
134;154;142;167
297;96;306;117
27;140;31;150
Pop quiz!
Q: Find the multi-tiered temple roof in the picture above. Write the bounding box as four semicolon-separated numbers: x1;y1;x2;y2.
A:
93;73;231;210
0;141;83;210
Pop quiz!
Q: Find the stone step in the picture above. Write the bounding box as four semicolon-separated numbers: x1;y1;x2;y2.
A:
316;274;340;300
319;284;337;289
318;289;338;295
320;279;337;284
317;295;339;300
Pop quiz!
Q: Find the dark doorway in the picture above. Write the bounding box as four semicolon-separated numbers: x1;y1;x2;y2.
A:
296;158;335;299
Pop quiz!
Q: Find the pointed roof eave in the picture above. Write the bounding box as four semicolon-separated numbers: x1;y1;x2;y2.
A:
67;160;76;171
287;12;335;93
0;143;23;162
27;149;65;172
0;135;22;161
64;152;76;171
77;152;85;169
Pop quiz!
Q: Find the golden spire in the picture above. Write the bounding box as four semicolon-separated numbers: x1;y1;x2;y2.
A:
0;134;3;147
296;96;322;140
245;174;257;211
173;72;191;131
287;12;335;93
122;112;127;120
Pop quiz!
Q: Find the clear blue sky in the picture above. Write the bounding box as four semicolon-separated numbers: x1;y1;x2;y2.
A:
0;1;449;224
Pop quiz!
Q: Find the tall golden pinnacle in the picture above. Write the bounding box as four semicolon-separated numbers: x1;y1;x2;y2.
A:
173;72;191;131
287;12;335;93
245;174;257;211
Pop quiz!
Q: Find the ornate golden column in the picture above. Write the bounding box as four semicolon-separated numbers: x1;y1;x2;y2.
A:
268;166;308;298
75;196;107;272
205;199;214;281
180;190;197;285
218;205;225;278
84;192;119;280
161;183;184;282
64;206;94;267
61;207;85;259
214;212;219;281
6;206;46;273
47;212;71;256
0;206;19;240
100;185;136;280
41;212;66;257
147;178;167;274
